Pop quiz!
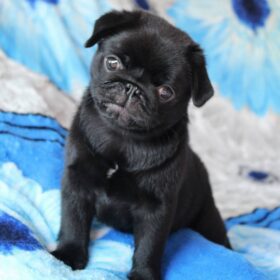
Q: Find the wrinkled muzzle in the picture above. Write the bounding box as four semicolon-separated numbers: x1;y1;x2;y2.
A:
94;81;156;130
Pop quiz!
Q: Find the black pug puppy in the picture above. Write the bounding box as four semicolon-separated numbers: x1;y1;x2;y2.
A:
52;10;230;280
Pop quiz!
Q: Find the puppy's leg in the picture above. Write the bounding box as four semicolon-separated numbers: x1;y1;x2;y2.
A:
188;152;231;248
191;195;231;248
51;165;96;270
128;203;175;280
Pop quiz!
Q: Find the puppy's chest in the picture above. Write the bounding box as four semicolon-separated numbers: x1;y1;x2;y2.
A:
94;169;158;232
94;184;134;232
95;160;159;231
92;139;179;230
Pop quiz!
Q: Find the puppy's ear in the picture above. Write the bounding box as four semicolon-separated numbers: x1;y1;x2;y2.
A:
188;44;214;107
85;10;141;48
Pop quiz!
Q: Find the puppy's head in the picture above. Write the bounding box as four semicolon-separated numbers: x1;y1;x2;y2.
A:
86;10;213;136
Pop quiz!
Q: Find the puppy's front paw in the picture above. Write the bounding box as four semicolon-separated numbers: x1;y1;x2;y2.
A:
51;243;88;270
128;267;161;280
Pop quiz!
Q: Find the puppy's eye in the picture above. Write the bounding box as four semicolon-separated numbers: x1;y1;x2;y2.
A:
157;85;175;102
104;55;123;71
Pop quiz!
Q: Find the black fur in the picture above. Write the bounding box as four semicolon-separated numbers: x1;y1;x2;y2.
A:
52;10;230;280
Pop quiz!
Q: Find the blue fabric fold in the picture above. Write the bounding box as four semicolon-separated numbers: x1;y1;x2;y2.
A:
0;112;66;190
227;207;280;231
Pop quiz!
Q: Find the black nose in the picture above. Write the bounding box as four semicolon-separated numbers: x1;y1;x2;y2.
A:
125;83;141;97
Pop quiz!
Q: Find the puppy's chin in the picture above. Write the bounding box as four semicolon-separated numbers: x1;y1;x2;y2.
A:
99;102;137;128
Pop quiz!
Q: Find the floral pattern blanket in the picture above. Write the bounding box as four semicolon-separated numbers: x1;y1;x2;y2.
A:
0;0;280;279
0;0;279;113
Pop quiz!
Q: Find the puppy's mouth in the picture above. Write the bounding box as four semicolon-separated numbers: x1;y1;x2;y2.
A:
93;80;158;131
102;102;130;120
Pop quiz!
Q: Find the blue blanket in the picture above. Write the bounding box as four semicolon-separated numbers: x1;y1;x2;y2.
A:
0;111;269;279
